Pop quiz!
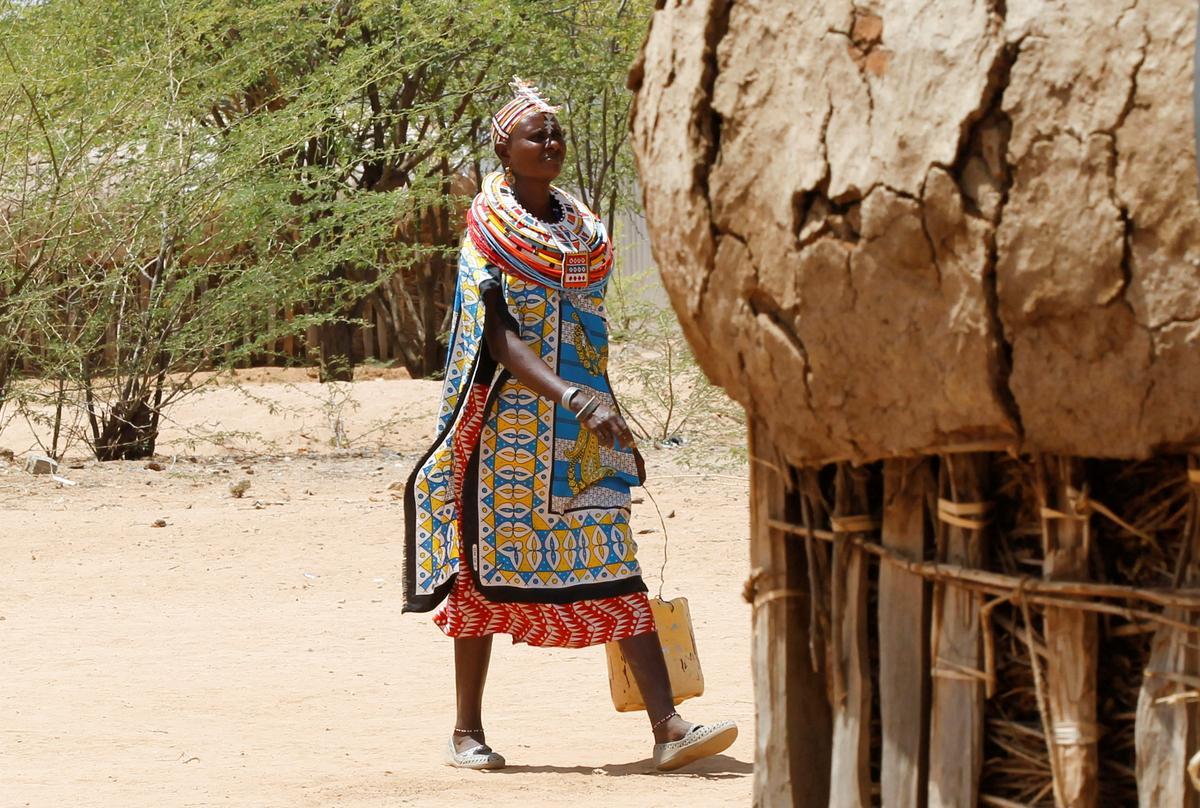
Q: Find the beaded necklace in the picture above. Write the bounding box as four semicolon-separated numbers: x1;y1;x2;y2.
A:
466;171;613;292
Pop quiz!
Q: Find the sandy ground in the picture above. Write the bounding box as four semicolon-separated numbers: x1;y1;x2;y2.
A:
0;371;754;807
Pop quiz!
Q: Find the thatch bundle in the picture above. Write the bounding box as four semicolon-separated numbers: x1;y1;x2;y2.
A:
630;1;1200;805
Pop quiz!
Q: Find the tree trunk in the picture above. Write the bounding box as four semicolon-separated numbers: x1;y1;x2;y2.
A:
927;453;990;808
1039;456;1099;808
94;395;159;461
1135;454;1200;808
316;320;355;382
828;463;873;808
0;347;12;424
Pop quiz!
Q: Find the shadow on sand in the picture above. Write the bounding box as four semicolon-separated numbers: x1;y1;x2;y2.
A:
493;753;751;780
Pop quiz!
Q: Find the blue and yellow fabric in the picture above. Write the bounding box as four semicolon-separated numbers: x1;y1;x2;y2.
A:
404;240;645;611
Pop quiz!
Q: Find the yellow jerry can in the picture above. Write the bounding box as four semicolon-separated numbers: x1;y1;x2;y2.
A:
604;596;705;712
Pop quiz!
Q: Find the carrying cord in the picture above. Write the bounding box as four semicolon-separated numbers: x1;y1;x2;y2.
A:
640;482;671;601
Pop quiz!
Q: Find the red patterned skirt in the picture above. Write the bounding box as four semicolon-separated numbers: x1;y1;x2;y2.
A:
433;385;655;649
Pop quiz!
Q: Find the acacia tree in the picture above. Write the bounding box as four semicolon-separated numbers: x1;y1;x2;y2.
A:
534;0;653;234
0;0;655;458
172;0;653;380
186;0;531;380
0;0;363;459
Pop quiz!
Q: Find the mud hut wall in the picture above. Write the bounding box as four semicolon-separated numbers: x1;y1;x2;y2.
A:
630;0;1200;466
632;7;1200;798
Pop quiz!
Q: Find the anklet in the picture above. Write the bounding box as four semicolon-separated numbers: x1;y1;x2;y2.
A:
453;727;484;734
651;711;679;732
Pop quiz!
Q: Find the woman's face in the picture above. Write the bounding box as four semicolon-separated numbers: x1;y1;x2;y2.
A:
501;112;565;182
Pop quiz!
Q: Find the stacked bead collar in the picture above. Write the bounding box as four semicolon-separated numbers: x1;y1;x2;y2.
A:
466;171;613;292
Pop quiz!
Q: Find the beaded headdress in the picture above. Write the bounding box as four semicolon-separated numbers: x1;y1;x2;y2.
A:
491;76;560;148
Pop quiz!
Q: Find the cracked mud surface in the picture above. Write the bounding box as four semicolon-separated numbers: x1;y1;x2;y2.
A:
630;0;1200;464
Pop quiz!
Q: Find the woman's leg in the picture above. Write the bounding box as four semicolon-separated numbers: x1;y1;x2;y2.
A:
453;635;494;751
617;632;692;743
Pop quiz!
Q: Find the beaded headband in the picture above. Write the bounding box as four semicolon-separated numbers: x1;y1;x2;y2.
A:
491;76;560;148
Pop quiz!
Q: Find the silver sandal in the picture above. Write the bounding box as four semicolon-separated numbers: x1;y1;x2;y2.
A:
652;720;738;771
444;736;506;770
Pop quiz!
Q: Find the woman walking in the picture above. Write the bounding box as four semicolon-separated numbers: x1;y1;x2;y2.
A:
403;78;737;772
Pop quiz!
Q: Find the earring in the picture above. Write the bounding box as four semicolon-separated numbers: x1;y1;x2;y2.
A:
504;164;515;185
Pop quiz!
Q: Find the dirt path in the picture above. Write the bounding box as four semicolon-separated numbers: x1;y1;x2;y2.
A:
0;375;754;807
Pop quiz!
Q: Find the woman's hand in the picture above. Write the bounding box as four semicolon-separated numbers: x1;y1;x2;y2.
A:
581;401;645;484
578;400;636;452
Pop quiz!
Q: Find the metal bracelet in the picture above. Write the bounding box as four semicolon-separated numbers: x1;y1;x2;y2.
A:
575;395;600;421
560;386;582;410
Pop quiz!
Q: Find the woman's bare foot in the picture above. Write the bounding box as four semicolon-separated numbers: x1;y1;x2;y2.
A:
653;713;694;744
452;729;490;753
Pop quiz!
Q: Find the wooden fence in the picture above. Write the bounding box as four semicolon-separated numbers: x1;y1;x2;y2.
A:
749;427;1200;807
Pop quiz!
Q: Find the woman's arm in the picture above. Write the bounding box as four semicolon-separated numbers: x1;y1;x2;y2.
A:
482;287;635;452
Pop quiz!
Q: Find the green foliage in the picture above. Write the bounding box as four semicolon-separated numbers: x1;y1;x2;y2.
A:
0;0;654;458
607;265;746;469
1;0;376;458
526;0;654;228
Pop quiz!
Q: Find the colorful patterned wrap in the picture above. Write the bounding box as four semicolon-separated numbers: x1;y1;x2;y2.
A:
403;239;645;611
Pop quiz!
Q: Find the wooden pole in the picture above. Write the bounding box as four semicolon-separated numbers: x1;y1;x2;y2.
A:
927;453;989;808
766;518;1200;618
879;458;933;808
375;303;389;360
1039;455;1099;808
359;301;374;362
1136;454;1200;808
282;305;296;360
828;462;873;808
749;422;832;807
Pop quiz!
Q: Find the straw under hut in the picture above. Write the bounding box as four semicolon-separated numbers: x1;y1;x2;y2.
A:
631;1;1200;805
